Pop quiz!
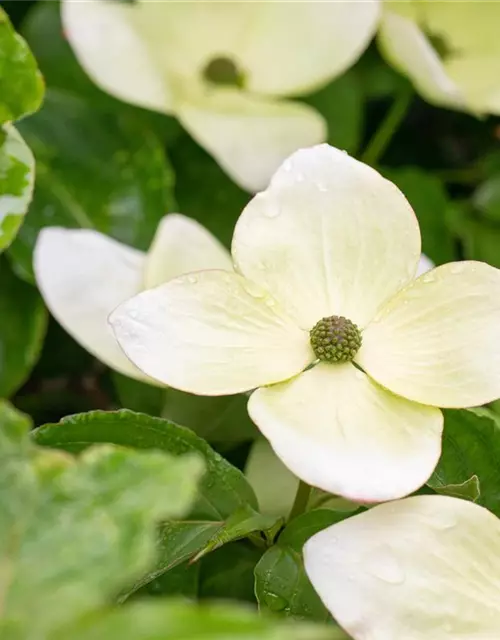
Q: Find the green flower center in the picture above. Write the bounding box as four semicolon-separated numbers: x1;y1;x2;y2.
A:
203;57;245;88
310;315;362;363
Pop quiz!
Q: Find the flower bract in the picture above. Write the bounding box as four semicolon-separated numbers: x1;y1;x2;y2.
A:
61;0;380;191
110;144;500;502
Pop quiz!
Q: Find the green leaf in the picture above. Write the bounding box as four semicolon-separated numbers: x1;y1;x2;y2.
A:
9;90;176;282
382;167;455;264
134;562;200;600
473;175;500;223
0;7;44;124
255;546;328;621
432;475;481;502
60;600;334;640
0;410;203;639
163;387;258;445
429;408;500;515
255;510;355;622
0;257;47;397
0;124;35;252
199;542;263;603
32;409;257;518
192;505;282;562
304;71;363;154
123;506;280;598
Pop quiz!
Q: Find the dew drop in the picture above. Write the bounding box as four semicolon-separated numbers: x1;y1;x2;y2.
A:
243;281;265;299
263;593;288;612
263;206;281;219
421;272;436;284
187;275;198;284
265;298;276;308
316;181;328;192
450;262;465;275
283;159;292;172
296;172;305;183
365;545;405;585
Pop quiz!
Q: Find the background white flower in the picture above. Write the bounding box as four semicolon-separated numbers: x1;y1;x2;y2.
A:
110;144;500;503
34;214;232;381
379;0;500;115
304;495;500;640
61;0;380;192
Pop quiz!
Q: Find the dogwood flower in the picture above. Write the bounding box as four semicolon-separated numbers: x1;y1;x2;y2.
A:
110;144;500;503
304;495;500;639
379;0;500;114
34;214;232;381
61;0;380;192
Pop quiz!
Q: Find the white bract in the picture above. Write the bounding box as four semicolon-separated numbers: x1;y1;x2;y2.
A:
61;0;380;192
380;0;500;114
34;214;232;382
110;144;500;503
305;495;500;640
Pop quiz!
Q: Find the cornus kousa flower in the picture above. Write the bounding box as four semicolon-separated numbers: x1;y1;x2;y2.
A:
379;0;500;114
305;495;500;639
61;0;379;192
34;214;232;382
110;144;500;503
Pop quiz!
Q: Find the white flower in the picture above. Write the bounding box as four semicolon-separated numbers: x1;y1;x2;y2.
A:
34;214;232;381
61;0;380;192
379;0;500;115
110;144;500;503
304;495;500;639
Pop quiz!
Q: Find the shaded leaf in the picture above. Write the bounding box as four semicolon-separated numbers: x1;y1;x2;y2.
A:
0;257;47;397
172;135;248;246
304;71;363;154
255;510;356;622
10;90;176;282
32;409;257;519
199;542;263;603
429;408;500;515
0;124;34;253
0;7;44;124
0;410;203;639
383;167;455;264
432;475;481;502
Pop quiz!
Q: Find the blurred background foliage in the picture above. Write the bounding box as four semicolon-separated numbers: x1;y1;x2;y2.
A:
2;0;499;439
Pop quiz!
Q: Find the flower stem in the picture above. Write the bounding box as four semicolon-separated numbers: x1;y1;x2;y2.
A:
362;87;413;166
288;480;312;522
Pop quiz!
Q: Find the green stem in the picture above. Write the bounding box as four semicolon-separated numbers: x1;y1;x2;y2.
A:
434;167;483;185
362;88;413;166
288;481;312;522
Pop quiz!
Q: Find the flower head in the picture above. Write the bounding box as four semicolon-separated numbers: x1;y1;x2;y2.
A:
379;0;500;114
304;495;500;639
110;144;500;502
61;0;379;191
34;214;232;381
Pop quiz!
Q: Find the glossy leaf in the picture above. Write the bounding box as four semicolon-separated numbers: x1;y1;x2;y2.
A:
429;408;500;515
10;90;176;282
304;71;363;154
255;509;356;622
32;409;257;518
61;600;334;640
0;7;44;124
0;257;47;397
432;475;481;502
0;124;34;253
0;410;203;639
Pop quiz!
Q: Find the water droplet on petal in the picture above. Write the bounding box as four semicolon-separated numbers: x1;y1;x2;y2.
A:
264;205;281;219
421;272;436;284
450;263;465;275
296;172;305;183
187;275;198;284
365;545;405;585
243;281;265;299
316;181;328;192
